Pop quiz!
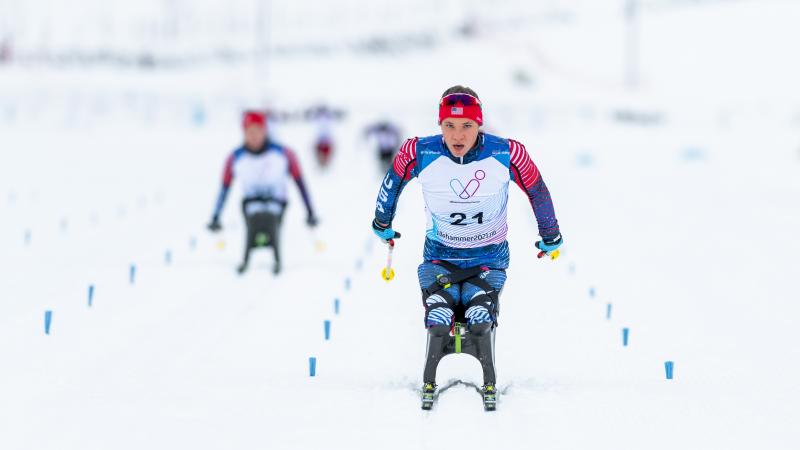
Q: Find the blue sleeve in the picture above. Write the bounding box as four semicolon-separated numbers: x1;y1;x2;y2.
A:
211;186;230;219
374;138;418;225
284;147;315;217
525;178;560;239
374;170;412;225
293;176;315;218
211;151;237;219
508;138;560;239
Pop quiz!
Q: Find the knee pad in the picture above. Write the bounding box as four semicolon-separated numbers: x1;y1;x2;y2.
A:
465;293;496;326
423;293;455;327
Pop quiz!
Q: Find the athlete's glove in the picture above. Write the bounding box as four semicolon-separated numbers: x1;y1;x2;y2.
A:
535;233;562;260
207;216;222;232
372;218;401;243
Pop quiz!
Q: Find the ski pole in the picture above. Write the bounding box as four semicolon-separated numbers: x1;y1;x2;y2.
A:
381;232;401;281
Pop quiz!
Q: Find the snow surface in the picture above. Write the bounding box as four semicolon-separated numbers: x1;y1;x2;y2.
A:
1;1;800;449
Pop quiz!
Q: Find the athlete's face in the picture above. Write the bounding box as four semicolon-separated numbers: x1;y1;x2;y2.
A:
244;124;267;150
441;118;479;157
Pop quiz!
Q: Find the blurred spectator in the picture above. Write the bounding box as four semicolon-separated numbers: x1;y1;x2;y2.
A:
364;120;403;173
0;37;12;63
306;104;344;168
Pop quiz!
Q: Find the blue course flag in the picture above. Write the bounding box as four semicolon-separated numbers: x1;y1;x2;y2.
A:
622;327;630;346
130;264;136;284
309;357;317;376
606;303;612;320
589;287;596;298
88;284;95;307
665;361;675;380
45;310;53;334
324;320;331;340
345;277;351;291
334;298;340;315
165;250;172;265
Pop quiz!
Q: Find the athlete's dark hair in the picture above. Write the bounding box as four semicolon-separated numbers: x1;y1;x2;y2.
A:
440;85;480;100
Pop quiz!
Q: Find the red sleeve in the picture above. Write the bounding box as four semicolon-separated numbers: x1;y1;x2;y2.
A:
392;138;418;180
509;139;541;191
285;148;302;180
222;153;236;187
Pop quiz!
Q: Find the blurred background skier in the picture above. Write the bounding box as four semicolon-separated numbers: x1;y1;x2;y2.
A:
371;86;562;409
306;104;337;168
207;110;319;275
364;119;402;173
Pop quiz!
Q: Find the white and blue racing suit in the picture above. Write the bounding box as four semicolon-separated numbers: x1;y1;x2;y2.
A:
374;133;560;327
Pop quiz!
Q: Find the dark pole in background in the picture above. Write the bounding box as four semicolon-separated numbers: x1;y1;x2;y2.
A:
255;0;271;86
625;0;640;90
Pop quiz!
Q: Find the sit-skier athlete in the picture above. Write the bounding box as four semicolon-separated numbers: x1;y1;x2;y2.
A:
371;86;562;410
208;110;318;274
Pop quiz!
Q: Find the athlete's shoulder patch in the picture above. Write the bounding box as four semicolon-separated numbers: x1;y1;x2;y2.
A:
415;135;443;155
232;146;248;159
268;141;286;154
481;134;510;162
413;135;448;173
482;133;509;151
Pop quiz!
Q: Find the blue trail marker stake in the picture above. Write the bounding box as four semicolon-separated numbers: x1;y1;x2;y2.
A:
356;259;363;271
309;357;317;376
334;298;340;315
345;277;351;291
24;229;31;245
192;105;206;126
622;327;630;346
665;361;675;380
324;320;331;340
165;250;172;265
129;264;136;285
589;287;596;298
88;284;95;307
606;303;612;320
44;310;52;334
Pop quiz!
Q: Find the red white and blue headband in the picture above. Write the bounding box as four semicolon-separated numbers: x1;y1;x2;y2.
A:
438;93;483;126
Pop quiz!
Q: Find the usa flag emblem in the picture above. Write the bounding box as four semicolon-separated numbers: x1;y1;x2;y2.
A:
451;107;463;115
